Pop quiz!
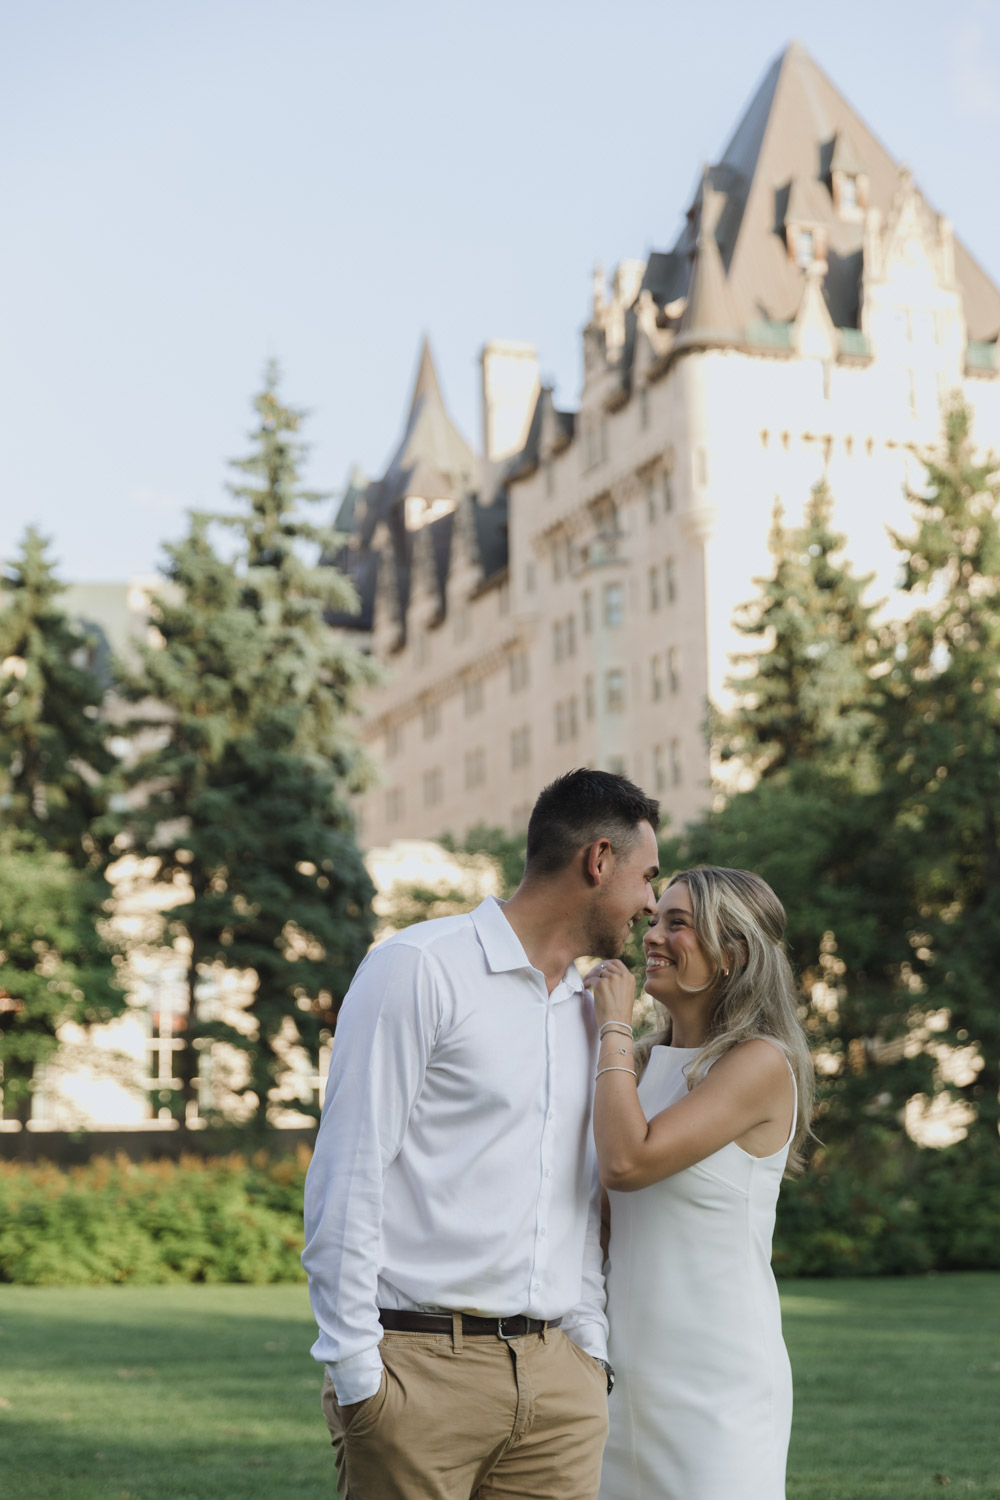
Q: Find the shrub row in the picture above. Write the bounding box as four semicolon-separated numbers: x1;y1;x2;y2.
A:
774;1137;1000;1277
0;1149;310;1285
3;1137;999;1285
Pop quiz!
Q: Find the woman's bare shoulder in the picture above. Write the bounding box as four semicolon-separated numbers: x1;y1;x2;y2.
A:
710;1037;790;1087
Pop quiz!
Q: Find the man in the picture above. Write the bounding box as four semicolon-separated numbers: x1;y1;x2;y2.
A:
303;769;660;1500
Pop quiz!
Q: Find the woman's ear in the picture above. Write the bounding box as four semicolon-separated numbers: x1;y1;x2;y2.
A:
722;938;749;976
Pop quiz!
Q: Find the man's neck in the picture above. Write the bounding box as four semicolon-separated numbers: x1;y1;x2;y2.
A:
500;884;587;994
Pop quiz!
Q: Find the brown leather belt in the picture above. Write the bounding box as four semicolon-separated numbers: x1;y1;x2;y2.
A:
379;1309;561;1339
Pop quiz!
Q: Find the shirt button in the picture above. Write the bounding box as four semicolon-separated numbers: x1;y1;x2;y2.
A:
540;1227;548;1237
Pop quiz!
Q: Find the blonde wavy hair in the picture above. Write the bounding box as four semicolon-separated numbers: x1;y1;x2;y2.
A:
635;866;815;1171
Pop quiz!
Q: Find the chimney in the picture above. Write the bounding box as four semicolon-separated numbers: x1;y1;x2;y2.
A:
480;341;541;464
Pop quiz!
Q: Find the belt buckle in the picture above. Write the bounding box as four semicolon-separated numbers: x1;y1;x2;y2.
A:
497;1317;520;1341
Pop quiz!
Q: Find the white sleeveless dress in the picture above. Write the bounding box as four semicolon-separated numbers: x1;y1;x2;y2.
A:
598;1043;795;1500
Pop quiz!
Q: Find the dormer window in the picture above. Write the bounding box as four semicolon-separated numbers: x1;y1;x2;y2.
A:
839;174;858;210
796;228;815;268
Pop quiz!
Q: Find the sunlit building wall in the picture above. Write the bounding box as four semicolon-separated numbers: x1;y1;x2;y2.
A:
334;43;1000;849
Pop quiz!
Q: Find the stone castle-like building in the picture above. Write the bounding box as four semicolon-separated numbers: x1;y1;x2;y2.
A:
332;41;1000;848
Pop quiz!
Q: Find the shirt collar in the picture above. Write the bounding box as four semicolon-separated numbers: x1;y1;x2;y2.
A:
471;896;589;995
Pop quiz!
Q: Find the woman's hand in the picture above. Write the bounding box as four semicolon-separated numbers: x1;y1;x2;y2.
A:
583;958;636;1031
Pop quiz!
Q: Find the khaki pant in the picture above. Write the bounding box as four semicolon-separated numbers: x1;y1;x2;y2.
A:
321;1326;609;1500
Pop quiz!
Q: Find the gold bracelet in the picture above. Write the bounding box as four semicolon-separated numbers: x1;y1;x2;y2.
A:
596;1066;637;1079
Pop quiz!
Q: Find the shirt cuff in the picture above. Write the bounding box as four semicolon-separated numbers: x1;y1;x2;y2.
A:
328;1348;384;1406
560;1319;609;1364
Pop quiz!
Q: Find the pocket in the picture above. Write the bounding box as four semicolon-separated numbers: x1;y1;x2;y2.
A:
563;1333;607;1388
344;1369;389;1439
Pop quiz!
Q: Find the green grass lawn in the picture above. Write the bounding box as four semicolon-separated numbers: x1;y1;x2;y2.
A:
1;1275;998;1499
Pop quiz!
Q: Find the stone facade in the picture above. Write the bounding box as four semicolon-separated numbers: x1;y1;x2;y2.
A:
339;42;1000;850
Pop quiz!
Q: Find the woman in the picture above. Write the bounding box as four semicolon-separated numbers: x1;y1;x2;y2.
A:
586;866;813;1500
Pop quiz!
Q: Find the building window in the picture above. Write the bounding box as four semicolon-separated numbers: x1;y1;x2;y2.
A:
553;620;564;663
584;674;595;720
668;646;680;694
646;477;657;524
606;669;626;713
387;786;404;823
670;738;682;785
422;702;441;738
511;725;531;769
386;724;403;759
795;227;815;268
509;651;529;692
423;767;443;807
465;748;486;790
653;745;666;793
511;802;531;833
582;589;592;634
604;582;624;627
555;697;580;744
663;471;674;513
650;655;664;702
639;387;649;430
840;174;858;210
464;679;484;716
566;614;576;657
665;557;677;603
649;565;661;612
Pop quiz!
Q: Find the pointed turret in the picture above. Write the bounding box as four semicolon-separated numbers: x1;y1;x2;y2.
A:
664;41;1000;340
677;179;741;349
408;335;444;421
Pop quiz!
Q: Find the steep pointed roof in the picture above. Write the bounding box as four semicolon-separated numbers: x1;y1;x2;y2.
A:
385;338;476;494
665;42;1000;339
678;183;741;345
407;335;443;419
324;335;491;632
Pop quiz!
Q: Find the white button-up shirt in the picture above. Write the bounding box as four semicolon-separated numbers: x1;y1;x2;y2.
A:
303;896;608;1404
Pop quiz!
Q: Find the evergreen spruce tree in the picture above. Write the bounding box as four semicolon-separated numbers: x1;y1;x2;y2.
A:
0;529;123;1120
677;482;929;1155
885;398;1000;1144
722;483;884;784
212;360;377;767
0;528;115;855
116;517;273;1121
0;829;122;1124
120;371;377;1130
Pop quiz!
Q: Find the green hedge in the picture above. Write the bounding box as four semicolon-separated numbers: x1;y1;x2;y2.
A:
3;1138;1000;1285
0;1150;309;1285
774;1137;1000;1277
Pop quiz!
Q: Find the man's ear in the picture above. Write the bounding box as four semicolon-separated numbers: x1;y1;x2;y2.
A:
583;838;613;885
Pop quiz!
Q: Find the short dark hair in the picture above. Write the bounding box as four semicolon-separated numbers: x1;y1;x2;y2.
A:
524;769;660;879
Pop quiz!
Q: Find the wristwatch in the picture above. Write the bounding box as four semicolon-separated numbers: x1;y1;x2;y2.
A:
595;1358;615;1395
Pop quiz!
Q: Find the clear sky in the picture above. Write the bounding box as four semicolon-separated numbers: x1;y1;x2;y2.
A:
2;0;999;583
